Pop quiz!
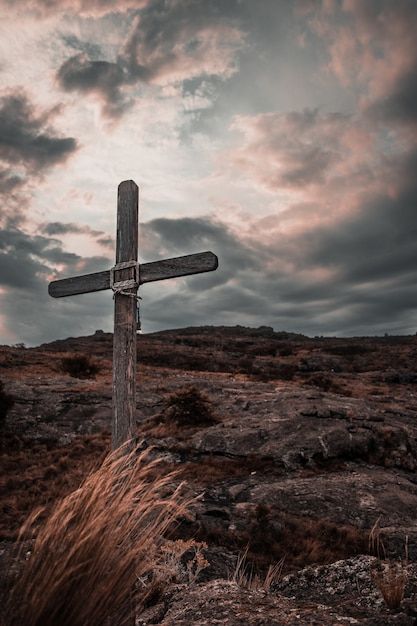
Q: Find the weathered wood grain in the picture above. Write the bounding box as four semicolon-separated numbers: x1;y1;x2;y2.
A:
48;251;218;297
112;180;138;451
48;270;110;298
140;251;218;283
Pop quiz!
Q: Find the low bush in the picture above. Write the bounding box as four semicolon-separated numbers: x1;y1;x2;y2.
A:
0;380;14;425
253;363;297;382
237;356;255;374
326;344;374;356
60;354;101;379
163;386;218;427
278;345;293;357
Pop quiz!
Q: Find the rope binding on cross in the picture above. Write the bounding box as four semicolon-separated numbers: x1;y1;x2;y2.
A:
110;260;141;300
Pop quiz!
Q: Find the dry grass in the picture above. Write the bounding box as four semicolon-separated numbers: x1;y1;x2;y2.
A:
231;546;284;592
368;519;409;610
368;517;386;560
2;442;190;626
371;561;408;610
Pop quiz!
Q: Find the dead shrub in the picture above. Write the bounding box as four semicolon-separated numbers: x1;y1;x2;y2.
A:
2;443;190;626
158;539;209;584
0;380;14;425
163;386;218;427
60;354;101;379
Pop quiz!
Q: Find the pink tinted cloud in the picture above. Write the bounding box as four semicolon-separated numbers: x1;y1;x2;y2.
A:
306;0;417;112
227;105;400;241
124;22;244;86
0;0;149;17
56;1;246;117
230;109;376;193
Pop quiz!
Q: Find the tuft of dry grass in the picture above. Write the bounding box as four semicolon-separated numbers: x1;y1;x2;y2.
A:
2;442;190;626
368;517;386;560
231;546;284;592
371;560;408;610
368;519;409;610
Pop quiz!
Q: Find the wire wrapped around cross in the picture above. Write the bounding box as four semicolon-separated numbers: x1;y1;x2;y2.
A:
110;260;142;332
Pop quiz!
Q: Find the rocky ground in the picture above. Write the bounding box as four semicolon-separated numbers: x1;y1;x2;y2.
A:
1;326;417;624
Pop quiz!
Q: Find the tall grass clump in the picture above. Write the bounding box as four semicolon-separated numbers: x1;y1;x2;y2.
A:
369;519;409;610
2;443;189;626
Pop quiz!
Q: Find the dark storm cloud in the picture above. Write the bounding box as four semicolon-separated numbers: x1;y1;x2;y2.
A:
0;226;113;344
0;228;78;290
138;136;417;336
139;215;266;328
57;55;130;118
0;91;77;172
0;169;24;195
369;61;417;126
41;222;86;236
306;162;417;286
41;222;115;250
2;0;147;17
61;34;103;60
138;215;315;332
96;236;114;247
120;0;242;79
231;109;350;192
41;221;103;238
57;0;244;117
0;91;78;227
0;227;111;288
143;216;262;289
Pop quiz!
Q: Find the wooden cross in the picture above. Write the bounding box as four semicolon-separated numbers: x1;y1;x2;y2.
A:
48;180;218;450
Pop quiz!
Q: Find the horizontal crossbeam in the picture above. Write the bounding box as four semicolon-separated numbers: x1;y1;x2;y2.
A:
48;251;218;298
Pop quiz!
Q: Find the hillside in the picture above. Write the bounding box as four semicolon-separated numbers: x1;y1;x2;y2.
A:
1;326;417;624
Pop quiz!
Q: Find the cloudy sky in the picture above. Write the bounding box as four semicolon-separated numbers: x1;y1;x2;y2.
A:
0;0;416;345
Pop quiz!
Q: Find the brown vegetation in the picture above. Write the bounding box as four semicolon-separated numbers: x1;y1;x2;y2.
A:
2;444;189;626
371;560;408;610
2;327;417;624
162;386;218;427
0;433;110;540
231;547;284;591
60;354;101;379
196;502;368;574
0;380;14;425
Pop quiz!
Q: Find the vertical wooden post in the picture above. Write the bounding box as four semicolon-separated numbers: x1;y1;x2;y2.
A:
112;180;139;450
